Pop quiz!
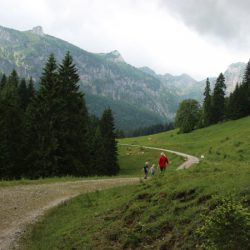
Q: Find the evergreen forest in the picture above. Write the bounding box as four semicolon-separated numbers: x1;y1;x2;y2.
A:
175;61;250;133
0;53;119;179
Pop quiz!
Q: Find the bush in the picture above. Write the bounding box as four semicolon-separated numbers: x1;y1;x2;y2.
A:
197;197;250;250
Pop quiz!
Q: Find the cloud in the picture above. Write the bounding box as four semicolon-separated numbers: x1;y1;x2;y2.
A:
160;0;250;48
1;0;250;80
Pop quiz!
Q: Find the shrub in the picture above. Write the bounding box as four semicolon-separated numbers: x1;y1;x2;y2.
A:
197;197;250;250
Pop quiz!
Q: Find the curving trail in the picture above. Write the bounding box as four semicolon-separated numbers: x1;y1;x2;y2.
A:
119;143;200;170
0;145;199;250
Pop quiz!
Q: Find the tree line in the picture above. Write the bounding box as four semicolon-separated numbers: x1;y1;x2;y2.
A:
175;61;250;133
126;122;174;137
0;53;119;179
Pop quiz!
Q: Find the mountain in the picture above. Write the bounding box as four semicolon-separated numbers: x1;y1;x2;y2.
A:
140;67;204;101
0;25;245;131
0;25;183;131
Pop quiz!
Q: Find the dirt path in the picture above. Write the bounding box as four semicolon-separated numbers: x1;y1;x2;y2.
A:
0;145;199;250
0;178;139;250
119;144;200;169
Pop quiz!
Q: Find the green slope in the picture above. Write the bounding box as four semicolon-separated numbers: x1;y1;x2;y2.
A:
19;117;250;249
85;93;165;131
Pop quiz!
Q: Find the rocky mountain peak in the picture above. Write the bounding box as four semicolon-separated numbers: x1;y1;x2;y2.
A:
30;26;44;36
106;50;125;63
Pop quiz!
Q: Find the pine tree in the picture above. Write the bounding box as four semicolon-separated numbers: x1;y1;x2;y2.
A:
25;54;61;178
241;60;250;116
18;78;29;111
27;77;35;106
211;73;226;123
100;108;119;175
203;78;212;126
57;52;89;176
87;115;101;175
227;83;246;119
8;70;19;87
0;74;7;90
92;126;105;175
0;73;23;178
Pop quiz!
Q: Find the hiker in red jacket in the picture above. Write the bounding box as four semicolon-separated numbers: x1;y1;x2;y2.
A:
158;152;169;173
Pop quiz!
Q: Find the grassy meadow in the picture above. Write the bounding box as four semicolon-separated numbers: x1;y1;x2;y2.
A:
18;117;250;249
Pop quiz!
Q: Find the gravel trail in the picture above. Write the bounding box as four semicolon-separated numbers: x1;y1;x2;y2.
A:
0;178;139;250
119;144;200;169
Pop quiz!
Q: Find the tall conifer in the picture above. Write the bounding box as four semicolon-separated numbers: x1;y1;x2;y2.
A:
241;60;250;116
203;78;212;126
57;52;89;176
100;108;119;175
26;54;61;178
0;73;23;178
211;73;226;123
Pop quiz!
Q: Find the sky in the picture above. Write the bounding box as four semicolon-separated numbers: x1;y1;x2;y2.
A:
1;0;250;80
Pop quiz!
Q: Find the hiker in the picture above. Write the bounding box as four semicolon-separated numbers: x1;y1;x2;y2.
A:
158;152;169;173
150;163;155;176
143;161;149;179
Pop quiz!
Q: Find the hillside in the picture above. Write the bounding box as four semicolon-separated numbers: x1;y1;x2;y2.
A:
18;116;250;249
0;25;182;130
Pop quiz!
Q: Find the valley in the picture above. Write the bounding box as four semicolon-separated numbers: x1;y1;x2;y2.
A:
5;116;250;250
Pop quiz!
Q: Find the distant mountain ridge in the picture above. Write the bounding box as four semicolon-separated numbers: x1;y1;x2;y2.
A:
0;25;246;130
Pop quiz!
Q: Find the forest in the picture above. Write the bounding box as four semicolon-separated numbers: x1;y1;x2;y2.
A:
0;53;119;179
175;61;250;133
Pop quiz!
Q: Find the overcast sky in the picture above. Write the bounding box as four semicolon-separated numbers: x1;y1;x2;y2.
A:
1;0;250;80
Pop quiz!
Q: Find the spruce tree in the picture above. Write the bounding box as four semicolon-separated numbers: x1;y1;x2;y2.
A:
18;78;29;111
87;115;101;175
227;83;246;119
100;108;119;175
25;54;61;178
92;126;106;175
203;78;212;126
211;73;226;123
0;74;7;90
57;52;89;176
8;70;19;87
26;77;35;106
241;60;250;116
0;73;23;178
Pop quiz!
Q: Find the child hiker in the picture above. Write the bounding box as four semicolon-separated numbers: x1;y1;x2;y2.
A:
143;161;149;179
150;163;155;176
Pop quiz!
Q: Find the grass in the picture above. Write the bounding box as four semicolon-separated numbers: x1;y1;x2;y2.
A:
0;145;181;187
18;116;250;249
18;185;138;250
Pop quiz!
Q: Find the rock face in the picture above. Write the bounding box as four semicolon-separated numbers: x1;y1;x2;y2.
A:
99;50;125;63
30;26;45;36
31;26;44;36
224;62;246;93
